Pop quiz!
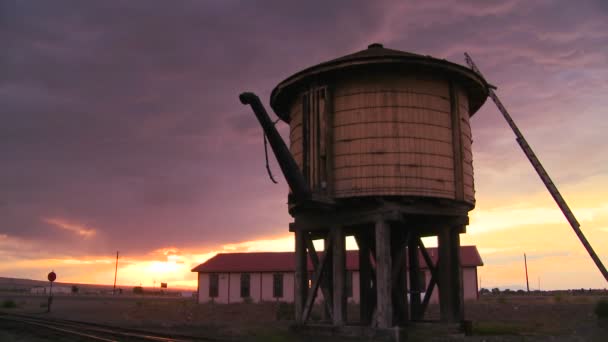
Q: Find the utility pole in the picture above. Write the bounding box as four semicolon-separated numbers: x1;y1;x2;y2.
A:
524;253;530;292
113;251;119;295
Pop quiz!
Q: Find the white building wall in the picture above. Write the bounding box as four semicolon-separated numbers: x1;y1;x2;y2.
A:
260;273;273;301
421;268;478;304
463;267;478;301
228;273;240;302
350;271;360;304
283;272;295;302
250;273;261;302
217;273;230;303
196;267;479;305
198;273;209;303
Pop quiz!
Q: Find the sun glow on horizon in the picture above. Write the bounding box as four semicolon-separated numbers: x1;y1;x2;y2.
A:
2;179;607;291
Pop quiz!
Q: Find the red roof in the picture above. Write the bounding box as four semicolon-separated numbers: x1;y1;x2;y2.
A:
191;246;483;273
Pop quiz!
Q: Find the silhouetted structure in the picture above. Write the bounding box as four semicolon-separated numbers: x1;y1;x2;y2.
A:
240;44;489;329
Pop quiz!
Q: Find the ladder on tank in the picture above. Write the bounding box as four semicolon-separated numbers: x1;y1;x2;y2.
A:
464;53;608;283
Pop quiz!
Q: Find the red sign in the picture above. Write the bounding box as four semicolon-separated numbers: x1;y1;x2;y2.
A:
48;271;56;282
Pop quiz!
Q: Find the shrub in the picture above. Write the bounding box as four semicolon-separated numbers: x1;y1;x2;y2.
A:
133;286;144;294
595;298;608;318
2;299;17;308
71;285;79;294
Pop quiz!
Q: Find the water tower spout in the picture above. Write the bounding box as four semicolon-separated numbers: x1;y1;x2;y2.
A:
239;92;311;201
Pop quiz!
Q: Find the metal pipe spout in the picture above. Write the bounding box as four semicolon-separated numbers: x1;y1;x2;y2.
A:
239;92;311;201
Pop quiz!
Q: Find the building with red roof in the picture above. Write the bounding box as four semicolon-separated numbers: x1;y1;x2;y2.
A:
192;246;482;305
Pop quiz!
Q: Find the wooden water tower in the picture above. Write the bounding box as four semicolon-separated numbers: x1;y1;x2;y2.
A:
240;43;488;330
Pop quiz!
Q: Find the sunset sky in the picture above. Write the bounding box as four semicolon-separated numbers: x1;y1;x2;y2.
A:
1;0;607;291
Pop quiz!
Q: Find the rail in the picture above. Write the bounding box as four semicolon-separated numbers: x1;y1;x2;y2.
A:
0;312;224;342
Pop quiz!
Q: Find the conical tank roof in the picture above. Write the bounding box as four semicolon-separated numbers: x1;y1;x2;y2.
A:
270;43;489;122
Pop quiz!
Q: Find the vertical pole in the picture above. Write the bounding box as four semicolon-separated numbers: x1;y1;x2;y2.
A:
113;251;119;295
375;220;392;328
450;229;464;322
392;231;408;325
332;226;346;325
323;235;333;321
438;229;453;323
357;232;372;324
295;229;308;323
408;235;422;321
524;253;530;293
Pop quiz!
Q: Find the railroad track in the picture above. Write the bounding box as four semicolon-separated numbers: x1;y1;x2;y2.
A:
0;312;225;342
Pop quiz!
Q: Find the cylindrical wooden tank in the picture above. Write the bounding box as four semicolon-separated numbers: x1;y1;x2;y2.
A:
271;44;488;208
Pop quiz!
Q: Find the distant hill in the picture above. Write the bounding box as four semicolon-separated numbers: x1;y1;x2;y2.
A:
0;277;192;294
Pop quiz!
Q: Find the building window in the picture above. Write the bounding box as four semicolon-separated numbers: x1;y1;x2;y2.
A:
346;271;353;298
240;273;250;298
209;274;218;298
273;273;284;298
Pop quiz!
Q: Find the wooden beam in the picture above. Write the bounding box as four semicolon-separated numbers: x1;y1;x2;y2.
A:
295;230;307;323
438;228;454;323
292;209;403;232
420;273;437;316
408;234;422;321
418;238;439;281
304;235;333;318
355;232;372;324
323;236;333;321
450;228;464;321
302;237;332;322
391;229;408;325
375;220;392;328
333;226;346;326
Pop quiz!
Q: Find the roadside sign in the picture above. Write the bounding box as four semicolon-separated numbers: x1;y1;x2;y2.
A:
48;271;56;282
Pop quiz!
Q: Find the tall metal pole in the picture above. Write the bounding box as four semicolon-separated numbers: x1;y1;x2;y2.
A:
524;254;530;292
113;251;119;295
465;53;608;283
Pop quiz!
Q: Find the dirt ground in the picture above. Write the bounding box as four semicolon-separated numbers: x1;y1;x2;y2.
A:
1;293;606;341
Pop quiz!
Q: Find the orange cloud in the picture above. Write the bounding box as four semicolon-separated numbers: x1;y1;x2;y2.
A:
43;218;96;238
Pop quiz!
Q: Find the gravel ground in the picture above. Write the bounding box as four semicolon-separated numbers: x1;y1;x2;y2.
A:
1;293;606;341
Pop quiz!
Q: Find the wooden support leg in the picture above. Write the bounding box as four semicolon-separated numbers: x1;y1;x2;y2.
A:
391;230;408;325
438;228;458;323
333;226;346;326
323;235;333;321
356;232;372;325
408;234;422;321
295;230;308;323
451;228;464;322
305;235;333;319
375;220;392;328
